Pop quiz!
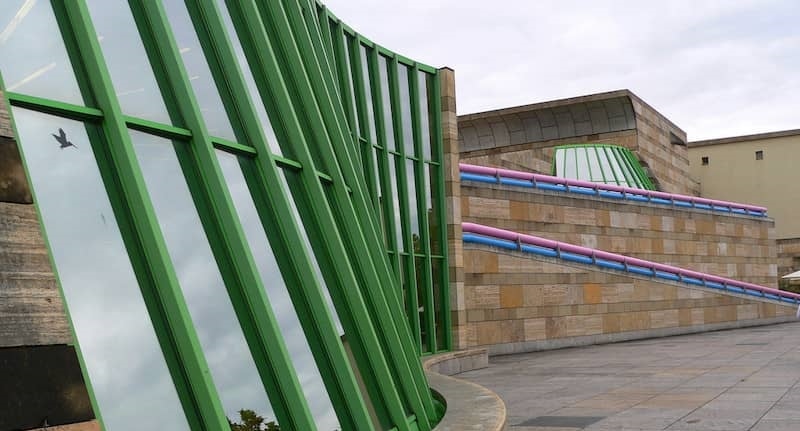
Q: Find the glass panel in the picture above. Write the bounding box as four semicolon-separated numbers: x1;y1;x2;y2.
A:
11;108;189;430
575;147;590;181
130;131;268;422
374;148;388;247
216;151;339;429
388;155;403;249
215;0;282;155
415;256;429;352
377;55;395;152
162;0;236;141
431;257;446;351
360;45;378;145
554;148;565;176
86;0;169;123
418;71;432;160
562;148;577;179
587;147;604;182
427;163;441;255
405;159;420;253
0;1;83;104
397;65;414;156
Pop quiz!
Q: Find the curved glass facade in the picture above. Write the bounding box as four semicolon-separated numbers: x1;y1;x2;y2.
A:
0;1;449;430
553;144;655;190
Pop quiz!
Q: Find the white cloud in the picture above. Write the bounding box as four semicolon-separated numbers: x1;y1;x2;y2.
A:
324;0;800;140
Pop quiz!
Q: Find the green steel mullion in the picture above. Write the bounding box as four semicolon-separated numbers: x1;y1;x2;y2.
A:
622;150;641;187
348;39;380;210
185;1;373;429
53;1;226;429
330;22;358;142
626;149;654;190
408;67;437;353
226;1;408;428
315;6;338;86
124;116;193;141
614;147;636;186
429;72;452;351
386;57;422;352
210;137;258;156
131;1;319;429
369;49;401;272
273;3;434;427
6;92;103;122
295;0;429;386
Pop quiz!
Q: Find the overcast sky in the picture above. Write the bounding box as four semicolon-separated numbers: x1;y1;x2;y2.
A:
324;0;798;141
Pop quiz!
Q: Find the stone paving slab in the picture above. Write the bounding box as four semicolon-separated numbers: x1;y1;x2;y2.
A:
460;322;800;431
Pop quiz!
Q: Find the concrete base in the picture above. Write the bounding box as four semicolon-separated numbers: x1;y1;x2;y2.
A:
485;315;797;356
423;350;506;430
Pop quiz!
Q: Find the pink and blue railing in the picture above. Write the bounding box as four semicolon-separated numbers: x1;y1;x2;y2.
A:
460;163;768;217
463;222;800;305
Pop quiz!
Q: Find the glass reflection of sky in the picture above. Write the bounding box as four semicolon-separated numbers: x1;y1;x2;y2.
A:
377;56;395;152
216;151;339;430
214;0;282;155
418;72;432;160
397;66;414;156
0;1;83;104
161;0;236;141
11;108;189;431
360;45;378;145
130;131;270;423
405;159;419;246
86;0;170;123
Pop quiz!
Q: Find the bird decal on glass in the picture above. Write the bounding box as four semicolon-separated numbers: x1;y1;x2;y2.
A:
52;128;77;149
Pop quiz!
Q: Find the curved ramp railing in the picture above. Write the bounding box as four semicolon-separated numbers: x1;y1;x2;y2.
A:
462;222;800;304
460;163;768;217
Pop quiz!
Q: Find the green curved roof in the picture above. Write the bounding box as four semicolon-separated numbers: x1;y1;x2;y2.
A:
553;144;655;190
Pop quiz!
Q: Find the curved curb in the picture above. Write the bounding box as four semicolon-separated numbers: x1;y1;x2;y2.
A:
423;350;507;431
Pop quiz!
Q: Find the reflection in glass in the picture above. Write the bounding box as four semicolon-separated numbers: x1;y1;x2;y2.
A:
0;1;83;104
377;55;395;151
374;149;389;247
587;147;604;182
405;159;420;252
415;256;429;352
216;151;339;429
162;0;236;141
419;71;433;160
215;0;282;155
360;45;378;145
131;131;269;422
86;0;169;123
278;168;345;337
12;108;189;430
431;257;446;351
427;164;441;255
575;147;590;181
388;156;403;249
397;65;414;156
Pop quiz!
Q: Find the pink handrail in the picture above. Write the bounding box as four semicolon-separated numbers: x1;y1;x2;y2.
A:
462;222;800;302
460;163;767;213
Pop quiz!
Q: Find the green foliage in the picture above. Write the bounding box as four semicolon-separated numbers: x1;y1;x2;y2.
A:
227;409;280;431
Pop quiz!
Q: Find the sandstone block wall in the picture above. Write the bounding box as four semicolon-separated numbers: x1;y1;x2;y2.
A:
462;183;778;288
459;246;795;355
628;94;697;196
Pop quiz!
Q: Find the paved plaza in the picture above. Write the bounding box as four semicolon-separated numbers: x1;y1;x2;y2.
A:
460;322;800;431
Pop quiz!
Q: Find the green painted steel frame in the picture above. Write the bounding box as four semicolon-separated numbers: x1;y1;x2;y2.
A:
552;143;656;190
2;0;450;429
